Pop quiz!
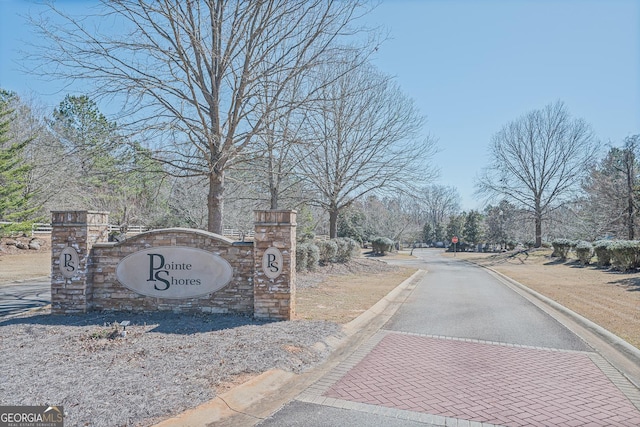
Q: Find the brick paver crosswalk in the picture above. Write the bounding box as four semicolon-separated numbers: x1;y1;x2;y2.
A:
325;333;640;426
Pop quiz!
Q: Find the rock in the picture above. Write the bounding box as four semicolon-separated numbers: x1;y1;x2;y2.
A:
16;242;28;250
30;237;43;244
5;239;17;246
29;241;41;250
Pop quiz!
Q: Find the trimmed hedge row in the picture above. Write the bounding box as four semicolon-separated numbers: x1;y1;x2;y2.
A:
552;239;594;264
574;240;593;265
551;238;573;260
593;240;613;267
552;238;640;271
608;240;640;271
296;237;361;272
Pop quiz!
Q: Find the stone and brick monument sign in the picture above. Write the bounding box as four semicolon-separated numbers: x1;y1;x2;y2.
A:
51;210;296;320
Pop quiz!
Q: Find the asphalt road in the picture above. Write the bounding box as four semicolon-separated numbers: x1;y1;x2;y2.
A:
0;278;50;318
382;251;590;351
258;249;593;426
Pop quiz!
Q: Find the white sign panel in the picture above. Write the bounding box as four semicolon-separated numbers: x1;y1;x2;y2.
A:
262;247;283;279
59;246;79;279
116;247;233;299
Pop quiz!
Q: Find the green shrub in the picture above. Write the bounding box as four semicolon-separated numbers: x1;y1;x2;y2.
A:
297;231;315;243
371;236;394;255
335;237;360;262
333;238;347;261
609;240;640;271
593;240;613;267
317;240;338;264
551;239;573;260
296;243;309;272
306;242;320;271
574;240;593;265
296;242;320;271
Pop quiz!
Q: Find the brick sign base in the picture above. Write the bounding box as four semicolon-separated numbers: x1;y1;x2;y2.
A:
50;210;296;320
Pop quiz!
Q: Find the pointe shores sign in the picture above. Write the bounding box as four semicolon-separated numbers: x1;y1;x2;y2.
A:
50;210;296;319
116;247;233;299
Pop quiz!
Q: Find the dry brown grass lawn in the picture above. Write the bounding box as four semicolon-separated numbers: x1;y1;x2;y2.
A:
0;237;51;284
295;258;416;324
457;249;640;350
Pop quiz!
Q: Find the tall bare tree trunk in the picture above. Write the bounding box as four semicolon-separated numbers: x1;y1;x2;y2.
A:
628;183;635;240
208;172;224;234
535;199;543;248
270;189;278;210
329;207;339;239
268;152;278;210
626;148;635;240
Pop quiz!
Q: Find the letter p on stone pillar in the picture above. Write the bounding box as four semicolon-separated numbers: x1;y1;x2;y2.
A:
253;210;296;320
51;210;109;314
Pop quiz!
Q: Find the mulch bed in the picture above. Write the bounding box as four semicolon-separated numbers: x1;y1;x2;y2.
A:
0;311;341;426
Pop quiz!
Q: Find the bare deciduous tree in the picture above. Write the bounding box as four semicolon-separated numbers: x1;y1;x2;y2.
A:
29;0;372;233
476;101;599;247
241;72;312;210
294;60;438;238
421;184;460;240
581;135;640;239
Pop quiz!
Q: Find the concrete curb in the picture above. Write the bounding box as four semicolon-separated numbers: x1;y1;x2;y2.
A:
154;269;426;426
154;369;296;427
483;265;640;388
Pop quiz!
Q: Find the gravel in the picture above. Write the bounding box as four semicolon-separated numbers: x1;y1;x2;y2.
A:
0;311;342;426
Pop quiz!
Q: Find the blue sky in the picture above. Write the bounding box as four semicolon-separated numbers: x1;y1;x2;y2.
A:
1;0;639;210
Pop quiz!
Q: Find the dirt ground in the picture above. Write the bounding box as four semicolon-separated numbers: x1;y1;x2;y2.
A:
0;236;51;283
449;249;640;350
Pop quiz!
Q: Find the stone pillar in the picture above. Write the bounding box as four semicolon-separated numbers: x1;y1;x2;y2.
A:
51;211;109;314
253;210;297;320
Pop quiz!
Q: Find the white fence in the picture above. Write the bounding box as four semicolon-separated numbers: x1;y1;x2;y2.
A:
32;223;53;234
108;224;149;234
2;222;256;240
222;228;255;240
0;222;148;236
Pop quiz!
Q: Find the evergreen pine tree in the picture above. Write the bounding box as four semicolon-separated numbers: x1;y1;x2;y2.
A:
0;91;36;222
